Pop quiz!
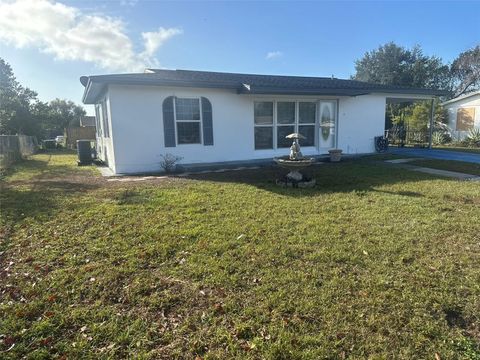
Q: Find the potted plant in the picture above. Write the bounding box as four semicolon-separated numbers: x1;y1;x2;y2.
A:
328;148;342;162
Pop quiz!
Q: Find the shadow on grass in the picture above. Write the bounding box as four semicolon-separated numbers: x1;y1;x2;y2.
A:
183;158;441;197
0;181;100;225
2;154;97;182
1;152;101;227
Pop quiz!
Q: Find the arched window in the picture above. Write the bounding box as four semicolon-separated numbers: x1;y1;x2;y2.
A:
162;96;213;147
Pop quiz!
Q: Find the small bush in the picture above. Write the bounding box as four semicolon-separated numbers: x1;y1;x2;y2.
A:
159;153;183;173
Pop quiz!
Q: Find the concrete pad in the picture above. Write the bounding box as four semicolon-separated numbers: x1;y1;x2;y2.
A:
107;176;168;182
98;166;115;177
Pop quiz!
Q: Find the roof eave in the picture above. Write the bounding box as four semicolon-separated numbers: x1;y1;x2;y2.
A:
440;90;480;106
237;87;370;96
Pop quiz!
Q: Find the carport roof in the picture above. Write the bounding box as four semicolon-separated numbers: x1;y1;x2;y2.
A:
80;69;450;104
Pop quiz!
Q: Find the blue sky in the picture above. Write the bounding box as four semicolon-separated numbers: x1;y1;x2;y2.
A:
1;0;479;115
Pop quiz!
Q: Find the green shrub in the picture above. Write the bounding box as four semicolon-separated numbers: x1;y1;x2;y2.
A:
463;128;480;147
432;132;446;145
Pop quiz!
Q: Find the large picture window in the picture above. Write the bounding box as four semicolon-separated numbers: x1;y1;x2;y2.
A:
175;98;202;144
277;102;295;148
298;102;316;147
254;101;273;149
254;100;317;149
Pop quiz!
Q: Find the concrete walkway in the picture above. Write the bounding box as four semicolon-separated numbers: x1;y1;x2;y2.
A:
403;165;480;181
384;158;480;181
389;148;480;164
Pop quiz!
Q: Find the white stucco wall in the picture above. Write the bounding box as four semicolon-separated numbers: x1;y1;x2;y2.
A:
443;94;480;140
104;84;389;174
337;95;386;154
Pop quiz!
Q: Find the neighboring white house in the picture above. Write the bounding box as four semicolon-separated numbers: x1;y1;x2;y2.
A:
80;69;446;174
441;91;480;140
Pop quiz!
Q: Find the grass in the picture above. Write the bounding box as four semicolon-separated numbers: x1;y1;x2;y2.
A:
408;159;480;176
1;152;479;359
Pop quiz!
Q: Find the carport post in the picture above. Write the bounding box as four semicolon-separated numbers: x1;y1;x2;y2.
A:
428;98;435;149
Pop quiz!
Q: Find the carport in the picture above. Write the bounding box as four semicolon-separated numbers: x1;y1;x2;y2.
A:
386;94;444;149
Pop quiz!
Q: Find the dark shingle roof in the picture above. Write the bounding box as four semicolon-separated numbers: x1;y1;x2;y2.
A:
81;69;449;104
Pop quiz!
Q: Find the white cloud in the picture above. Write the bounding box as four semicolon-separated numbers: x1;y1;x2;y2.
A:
266;51;283;60
0;0;182;72
141;27;183;57
120;0;138;7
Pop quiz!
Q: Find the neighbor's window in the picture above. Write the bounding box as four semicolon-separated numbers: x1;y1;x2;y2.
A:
175;98;202;144
254;101;274;149
456;107;475;131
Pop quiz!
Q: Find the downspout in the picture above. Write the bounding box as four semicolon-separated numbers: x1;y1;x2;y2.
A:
428;98;435;149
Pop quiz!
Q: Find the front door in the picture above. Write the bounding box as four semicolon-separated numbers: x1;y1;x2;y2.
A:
319;101;336;149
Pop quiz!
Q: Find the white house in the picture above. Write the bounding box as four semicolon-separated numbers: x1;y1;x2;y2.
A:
80;69;446;174
441;91;480;140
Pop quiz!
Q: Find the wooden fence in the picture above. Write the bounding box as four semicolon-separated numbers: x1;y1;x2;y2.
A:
0;135;38;169
65;127;96;149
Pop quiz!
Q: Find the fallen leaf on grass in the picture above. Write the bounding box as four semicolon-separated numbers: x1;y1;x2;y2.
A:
214;303;224;314
3;336;15;347
40;337;53;346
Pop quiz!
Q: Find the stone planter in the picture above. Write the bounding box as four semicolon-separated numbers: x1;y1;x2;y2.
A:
328;149;343;162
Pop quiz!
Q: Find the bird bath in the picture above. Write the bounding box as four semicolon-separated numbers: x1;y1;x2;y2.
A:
274;133;316;188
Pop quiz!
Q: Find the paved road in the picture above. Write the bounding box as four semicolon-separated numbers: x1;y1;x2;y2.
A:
389;148;480;164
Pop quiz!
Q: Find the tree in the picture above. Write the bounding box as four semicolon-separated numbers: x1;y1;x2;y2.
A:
392;101;446;131
353;42;451;90
353;43;453;132
46;99;86;133
0;58;39;135
450;45;480;97
0;57;87;138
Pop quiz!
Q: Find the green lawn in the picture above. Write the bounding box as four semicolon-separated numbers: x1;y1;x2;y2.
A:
1;153;479;359
408;159;480;176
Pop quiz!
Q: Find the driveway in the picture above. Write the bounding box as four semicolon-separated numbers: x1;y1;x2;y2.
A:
389;148;480;164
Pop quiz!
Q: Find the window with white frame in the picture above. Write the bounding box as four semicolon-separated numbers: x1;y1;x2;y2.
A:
254;100;317;149
101;100;110;138
94;104;102;138
175;98;202;144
